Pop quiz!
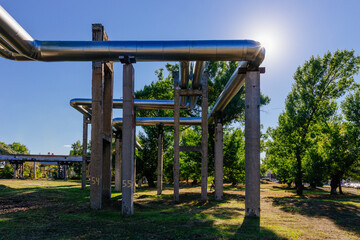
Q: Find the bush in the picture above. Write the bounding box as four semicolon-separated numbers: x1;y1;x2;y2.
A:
0;164;14;179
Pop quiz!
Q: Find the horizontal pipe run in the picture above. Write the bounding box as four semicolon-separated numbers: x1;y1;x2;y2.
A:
70;98;189;111
208;61;248;123
0;154;85;162
0;6;265;65
113;117;201;128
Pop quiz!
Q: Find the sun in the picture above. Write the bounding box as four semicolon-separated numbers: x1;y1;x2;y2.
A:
252;31;279;60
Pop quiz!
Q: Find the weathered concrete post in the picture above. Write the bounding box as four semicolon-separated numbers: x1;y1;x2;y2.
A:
245;70;261;217
20;163;24;178
90;24;113;209
13;163;18;179
81;116;89;189
114;131;122;192
64;165;68;180
133;123;137;192
57;163;60;179
157;124;164;195
102;60;114;202
122;62;135;217
173;71;180;203
201;72;209;201
33;161;36;179
214;115;223;201
90;24;105;209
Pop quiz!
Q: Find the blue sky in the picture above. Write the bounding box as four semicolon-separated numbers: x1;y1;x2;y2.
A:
1;0;360;154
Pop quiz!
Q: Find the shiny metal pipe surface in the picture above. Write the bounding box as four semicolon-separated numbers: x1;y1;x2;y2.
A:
113;117;201;127
208;61;248;122
0;36;17;53
70;98;189;110
0;45;29;60
0;6;265;65
189;61;206;108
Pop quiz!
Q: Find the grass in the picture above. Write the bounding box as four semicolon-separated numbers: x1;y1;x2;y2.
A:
0;179;359;239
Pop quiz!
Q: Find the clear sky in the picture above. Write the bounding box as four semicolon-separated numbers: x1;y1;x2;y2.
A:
1;0;360;155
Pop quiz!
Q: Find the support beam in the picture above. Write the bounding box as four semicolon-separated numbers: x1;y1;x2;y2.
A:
214;115;223;201
173;71;180;203
134;120;137;192
157;124;164;195
114;131;122;192
90;24;113;209
64;165;68;180
90;24;105;210
81;116;89;189
245;70;261;217
33;161;36;179
122;63;135;217
201;72;209;201
13;163;18;179
102;60;114;202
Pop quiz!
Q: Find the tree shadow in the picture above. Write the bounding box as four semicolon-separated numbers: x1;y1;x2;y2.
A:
271;196;360;236
234;217;287;240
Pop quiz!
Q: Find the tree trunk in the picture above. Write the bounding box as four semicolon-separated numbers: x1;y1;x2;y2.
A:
330;175;339;195
145;172;156;187
338;179;343;195
295;155;303;195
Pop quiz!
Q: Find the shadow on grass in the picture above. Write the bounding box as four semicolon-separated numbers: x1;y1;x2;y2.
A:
0;181;285;239
271;195;360;236
234;217;288;240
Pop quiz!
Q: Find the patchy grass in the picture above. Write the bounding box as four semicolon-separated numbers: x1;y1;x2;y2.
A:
0;179;359;239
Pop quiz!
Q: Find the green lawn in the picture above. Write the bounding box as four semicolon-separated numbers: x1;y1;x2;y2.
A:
0;179;359;239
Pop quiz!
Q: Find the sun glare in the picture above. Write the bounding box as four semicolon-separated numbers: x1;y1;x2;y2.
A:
248;26;286;63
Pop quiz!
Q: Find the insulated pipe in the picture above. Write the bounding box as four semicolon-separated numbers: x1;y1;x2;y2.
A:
0;6;265;65
70;98;189;111
189;61;206;108
180;61;190;106
113;117;201;127
0;45;29;61
0;36;17;53
208;61;248;123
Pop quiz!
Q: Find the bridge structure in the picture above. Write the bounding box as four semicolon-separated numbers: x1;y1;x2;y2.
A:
0;5;265;217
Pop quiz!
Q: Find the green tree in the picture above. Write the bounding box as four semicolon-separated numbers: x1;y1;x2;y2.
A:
223;128;245;185
8;142;29;154
266;50;360;195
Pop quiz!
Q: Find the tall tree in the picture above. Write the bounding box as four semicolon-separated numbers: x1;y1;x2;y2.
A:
266;50;360;195
8;142;29;154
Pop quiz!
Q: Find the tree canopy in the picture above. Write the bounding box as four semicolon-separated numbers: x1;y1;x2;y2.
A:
264;50;360;195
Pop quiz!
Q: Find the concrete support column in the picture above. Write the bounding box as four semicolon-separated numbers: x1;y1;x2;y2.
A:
20;163;24;178
245;70;261;217
115;131;122;192
157;124;164;195
122;63;135;217
214;115;223;201
64;165;68;180
90;24;113;209
201;72;209;201
133;122;137;192
173;71;180;203
81;116;89;189
102;62;114;202
33;161;36;179
13;163;18;179
57;163;60;179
